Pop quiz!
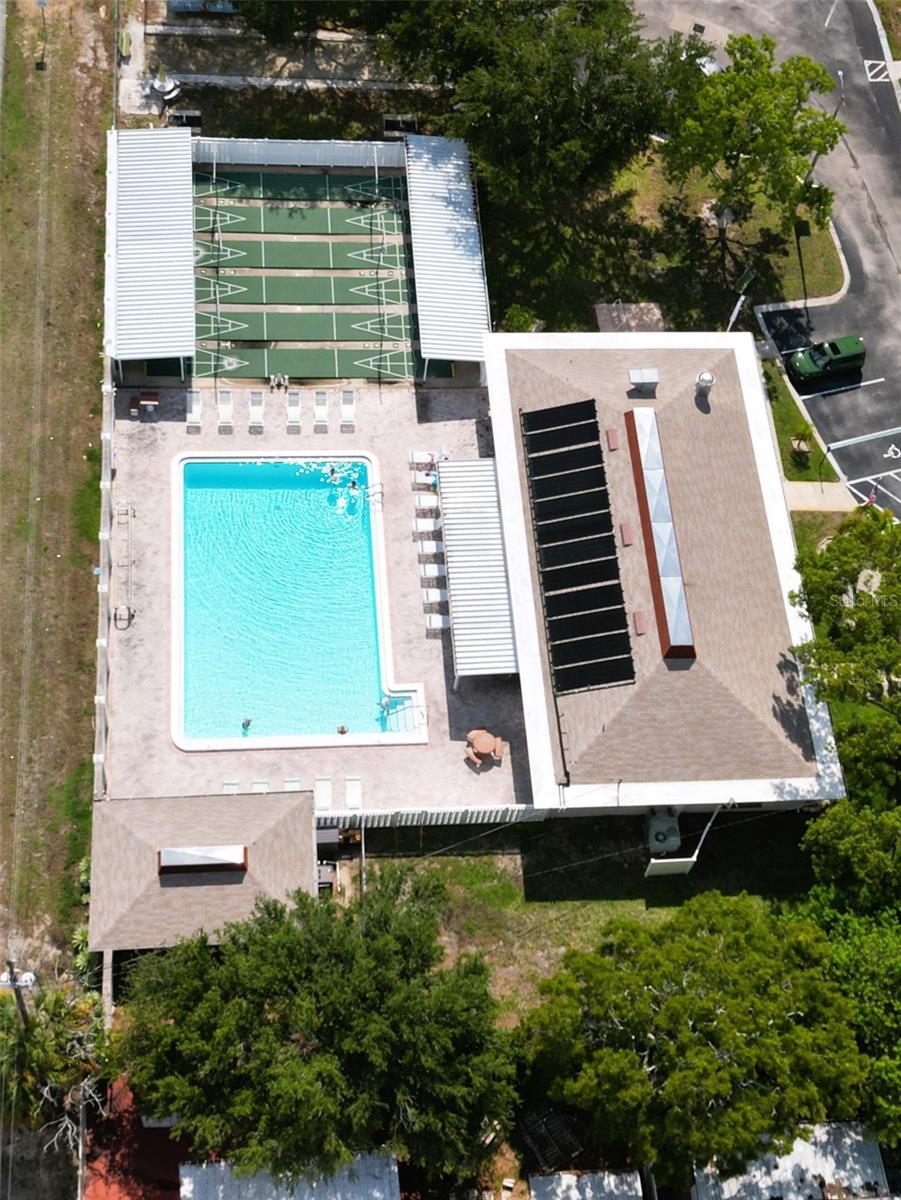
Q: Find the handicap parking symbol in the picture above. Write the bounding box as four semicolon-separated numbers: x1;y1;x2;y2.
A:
883;444;901;459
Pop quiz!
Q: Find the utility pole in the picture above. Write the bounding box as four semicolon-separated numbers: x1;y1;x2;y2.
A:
4;957;30;1031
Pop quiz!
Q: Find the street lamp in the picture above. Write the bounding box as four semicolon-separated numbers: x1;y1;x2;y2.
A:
805;69;844;181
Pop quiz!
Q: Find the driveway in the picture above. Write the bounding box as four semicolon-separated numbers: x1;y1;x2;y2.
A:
636;0;901;515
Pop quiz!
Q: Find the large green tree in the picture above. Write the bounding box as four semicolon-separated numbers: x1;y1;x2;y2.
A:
803;801;901;914
821;911;901;1146
793;508;901;724
661;34;844;232
380;1;666;204
116;868;515;1183
519;892;864;1187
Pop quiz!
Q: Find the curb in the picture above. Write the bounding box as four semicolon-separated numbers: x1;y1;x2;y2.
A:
754;219;851;314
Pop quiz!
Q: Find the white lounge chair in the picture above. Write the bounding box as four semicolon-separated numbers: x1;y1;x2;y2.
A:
186;389;201;430
340;388;356;432
283;778;301;792
249;390;264;431
409;450;434;467
412;470;437;489
422;587;448;605
415;493;439;513
314;777;332;811
251;780;269;794
286;389;301;433
413;517;442;537
426;613;451;632
314;389;328;432
222;780;239;795
345;776;362;809
418;539;445;558
420;562;446;580
217;389;233;431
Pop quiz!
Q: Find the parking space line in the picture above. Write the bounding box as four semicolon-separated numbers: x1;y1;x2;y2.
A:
846;467;901;485
871;479;901;507
815;377;886;398
828;422;901;450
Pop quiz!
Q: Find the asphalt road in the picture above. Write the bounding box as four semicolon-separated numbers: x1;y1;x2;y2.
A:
636;0;901;515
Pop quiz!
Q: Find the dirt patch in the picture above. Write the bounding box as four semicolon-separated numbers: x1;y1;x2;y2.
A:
0;0;113;952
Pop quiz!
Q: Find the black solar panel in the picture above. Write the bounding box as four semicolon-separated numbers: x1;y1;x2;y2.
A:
521;400;635;695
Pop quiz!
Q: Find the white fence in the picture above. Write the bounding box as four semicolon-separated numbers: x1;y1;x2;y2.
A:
92;376;115;800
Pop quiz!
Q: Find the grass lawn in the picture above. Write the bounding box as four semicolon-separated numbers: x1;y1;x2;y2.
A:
875;0;901;58
791;510;850;558
762;360;839;483
613;152;844;316
367;811;815;1018
0;4;111;953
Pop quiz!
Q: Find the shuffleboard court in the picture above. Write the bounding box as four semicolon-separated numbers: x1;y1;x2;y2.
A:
194;346;415;381
195;239;408;271
196;310;411;342
195;274;410;306
193;171;407;203
194;203;405;237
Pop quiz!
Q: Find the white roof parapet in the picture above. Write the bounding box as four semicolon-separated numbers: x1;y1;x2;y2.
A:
404;134;491;363
437;459;518;678
104;128;195;362
193;137;405;169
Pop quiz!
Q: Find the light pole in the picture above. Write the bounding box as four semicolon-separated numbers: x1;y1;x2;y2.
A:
806;69;844;181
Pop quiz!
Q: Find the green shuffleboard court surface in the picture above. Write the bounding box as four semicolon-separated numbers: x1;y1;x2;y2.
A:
195;273;410;306
196;309;411;343
194;203;405;237
196;274;412;307
193;170;406;203
195;238;407;271
194;346;414;381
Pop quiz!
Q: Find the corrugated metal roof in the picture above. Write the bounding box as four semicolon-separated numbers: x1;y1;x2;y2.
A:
437;459;517;677
104;128;195;361
404;135;491;363
180;1155;401;1200
194;136;405;168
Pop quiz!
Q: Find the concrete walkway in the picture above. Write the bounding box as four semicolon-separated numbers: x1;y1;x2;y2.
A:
783;480;858;513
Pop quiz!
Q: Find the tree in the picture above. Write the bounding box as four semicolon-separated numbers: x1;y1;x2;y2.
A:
821;911;901;1146
115;868;516;1183
0;983;108;1154
661;34;845;232
802;801;901;914
519;892;864;1187
793;508;901;723
830;710;901;811
380;1;666;205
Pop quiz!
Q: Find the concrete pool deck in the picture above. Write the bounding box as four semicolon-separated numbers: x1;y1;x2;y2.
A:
105;383;532;820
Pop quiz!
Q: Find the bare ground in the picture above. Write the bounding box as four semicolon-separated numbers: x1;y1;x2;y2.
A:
0;0;113;963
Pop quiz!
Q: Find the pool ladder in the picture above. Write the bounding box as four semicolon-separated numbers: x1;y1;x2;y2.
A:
364;483;384;511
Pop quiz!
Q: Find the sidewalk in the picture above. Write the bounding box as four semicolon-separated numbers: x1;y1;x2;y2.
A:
782;480;857;513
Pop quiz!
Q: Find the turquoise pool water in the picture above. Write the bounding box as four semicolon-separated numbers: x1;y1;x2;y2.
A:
181;458;396;739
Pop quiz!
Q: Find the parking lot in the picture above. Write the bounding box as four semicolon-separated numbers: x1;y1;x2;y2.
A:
759;303;901;518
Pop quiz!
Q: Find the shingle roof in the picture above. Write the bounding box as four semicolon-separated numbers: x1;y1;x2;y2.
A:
500;343;820;786
89;792;316;951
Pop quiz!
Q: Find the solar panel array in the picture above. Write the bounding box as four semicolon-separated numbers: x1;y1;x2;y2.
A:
521;400;635;695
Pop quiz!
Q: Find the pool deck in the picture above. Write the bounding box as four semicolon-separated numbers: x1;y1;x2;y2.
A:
105;384;531;819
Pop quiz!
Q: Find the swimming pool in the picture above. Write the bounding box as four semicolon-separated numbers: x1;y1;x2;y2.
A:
171;455;426;749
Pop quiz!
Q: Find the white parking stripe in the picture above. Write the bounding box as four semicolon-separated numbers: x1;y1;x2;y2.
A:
846;467;901;485
829;422;901;450
816;377;885;398
865;59;890;82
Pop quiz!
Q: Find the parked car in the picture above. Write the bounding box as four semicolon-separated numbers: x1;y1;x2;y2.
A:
787;336;866;382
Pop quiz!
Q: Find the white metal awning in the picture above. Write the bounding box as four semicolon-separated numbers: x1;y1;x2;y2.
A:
404;135;491;363
194;137;405;169
104;127;195;362
437;459;517;678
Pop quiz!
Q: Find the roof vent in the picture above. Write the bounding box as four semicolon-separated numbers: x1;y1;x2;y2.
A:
696;370;716;393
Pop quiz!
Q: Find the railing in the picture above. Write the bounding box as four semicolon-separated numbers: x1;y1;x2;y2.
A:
92;373;115;800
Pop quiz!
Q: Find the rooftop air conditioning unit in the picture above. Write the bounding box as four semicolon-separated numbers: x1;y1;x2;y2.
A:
647;808;681;855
